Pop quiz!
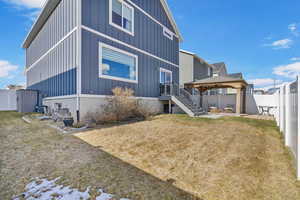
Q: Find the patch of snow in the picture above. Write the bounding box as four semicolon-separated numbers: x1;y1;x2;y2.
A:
13;177;130;200
96;189;114;200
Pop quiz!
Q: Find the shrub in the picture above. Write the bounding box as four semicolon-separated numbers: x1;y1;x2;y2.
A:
84;87;152;124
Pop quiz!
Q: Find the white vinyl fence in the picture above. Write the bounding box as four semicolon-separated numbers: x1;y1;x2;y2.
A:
275;79;300;180
0;90;17;111
201;94;277;115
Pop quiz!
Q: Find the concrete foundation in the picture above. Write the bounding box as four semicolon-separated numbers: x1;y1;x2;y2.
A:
43;95;164;122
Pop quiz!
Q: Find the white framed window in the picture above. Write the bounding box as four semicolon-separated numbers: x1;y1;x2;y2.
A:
163;27;174;40
99;43;138;84
109;0;134;36
160;68;172;84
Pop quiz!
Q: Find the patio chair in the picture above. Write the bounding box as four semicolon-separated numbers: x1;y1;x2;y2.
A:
224;104;234;113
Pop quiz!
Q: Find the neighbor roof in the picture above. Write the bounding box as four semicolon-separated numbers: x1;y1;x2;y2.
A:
180;49;213;69
22;0;183;49
211;62;227;73
228;73;243;79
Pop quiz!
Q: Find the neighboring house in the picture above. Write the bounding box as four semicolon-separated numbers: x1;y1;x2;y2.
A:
254;90;265;95
209;63;246;95
23;0;183;121
266;87;279;95
211;62;227;77
210;62;228;95
179;50;213;87
6;85;24;90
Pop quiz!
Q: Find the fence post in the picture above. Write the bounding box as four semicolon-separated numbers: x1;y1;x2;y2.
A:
275;90;280;126
285;83;291;147
297;76;300;180
280;85;285;133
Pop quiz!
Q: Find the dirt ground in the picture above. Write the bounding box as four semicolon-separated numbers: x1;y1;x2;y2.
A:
0;112;201;200
75;114;300;200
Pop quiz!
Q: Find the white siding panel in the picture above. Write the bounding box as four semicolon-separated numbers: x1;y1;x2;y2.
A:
0;90;17;111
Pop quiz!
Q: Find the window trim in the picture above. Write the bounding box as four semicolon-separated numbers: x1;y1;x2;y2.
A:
99;42;138;84
160;68;173;84
109;0;135;36
163;27;174;40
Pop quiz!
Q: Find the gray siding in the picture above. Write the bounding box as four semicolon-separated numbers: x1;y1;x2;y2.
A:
82;0;179;65
27;32;77;97
193;58;210;81
26;0;77;67
130;0;175;32
81;29;179;97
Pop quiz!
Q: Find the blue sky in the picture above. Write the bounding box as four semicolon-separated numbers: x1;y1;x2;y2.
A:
0;0;300;90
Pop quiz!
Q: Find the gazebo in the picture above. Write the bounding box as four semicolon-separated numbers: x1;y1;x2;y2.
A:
184;76;248;114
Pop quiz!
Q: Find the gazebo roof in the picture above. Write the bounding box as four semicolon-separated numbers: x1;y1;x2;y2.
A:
184;75;248;91
187;76;247;85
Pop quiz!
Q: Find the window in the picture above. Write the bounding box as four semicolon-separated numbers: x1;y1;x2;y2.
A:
110;0;134;35
99;43;138;83
163;27;173;40
208;67;213;76
160;68;172;84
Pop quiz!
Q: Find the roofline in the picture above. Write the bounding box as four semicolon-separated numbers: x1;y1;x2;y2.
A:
180;49;213;69
22;0;61;49
22;0;183;49
186;79;248;86
160;0;183;42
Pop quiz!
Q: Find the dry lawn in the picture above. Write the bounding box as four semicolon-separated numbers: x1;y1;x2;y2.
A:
75;114;300;200
0;112;200;200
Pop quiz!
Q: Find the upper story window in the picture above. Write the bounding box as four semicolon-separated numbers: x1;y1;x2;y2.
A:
110;0;134;36
99;43;138;83
163;27;174;40
160;68;172;84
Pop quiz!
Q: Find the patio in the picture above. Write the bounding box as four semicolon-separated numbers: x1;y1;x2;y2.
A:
185;76;248;114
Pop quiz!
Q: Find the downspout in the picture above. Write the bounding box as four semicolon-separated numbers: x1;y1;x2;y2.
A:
76;0;82;122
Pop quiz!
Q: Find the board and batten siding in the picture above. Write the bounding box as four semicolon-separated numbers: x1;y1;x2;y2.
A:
129;0;175;32
193;58;211;81
27;32;77;97
26;0;77;67
81;29;179;97
82;0;179;65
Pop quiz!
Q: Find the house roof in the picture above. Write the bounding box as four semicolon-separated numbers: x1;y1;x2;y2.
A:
160;0;183;42
228;73;243;79
22;0;183;49
180;49;213;69
22;0;61;49
211;62;227;73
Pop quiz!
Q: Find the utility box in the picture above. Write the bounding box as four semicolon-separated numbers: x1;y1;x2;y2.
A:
16;90;38;113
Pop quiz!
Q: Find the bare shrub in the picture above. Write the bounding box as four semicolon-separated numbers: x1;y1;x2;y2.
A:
84;87;153;124
104;87;138;121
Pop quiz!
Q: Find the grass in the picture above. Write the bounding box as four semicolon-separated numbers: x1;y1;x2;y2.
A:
0;111;200;200
75;114;300;200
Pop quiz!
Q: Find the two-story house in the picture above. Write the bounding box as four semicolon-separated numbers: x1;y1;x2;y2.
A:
179;50;213;87
23;0;183;121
